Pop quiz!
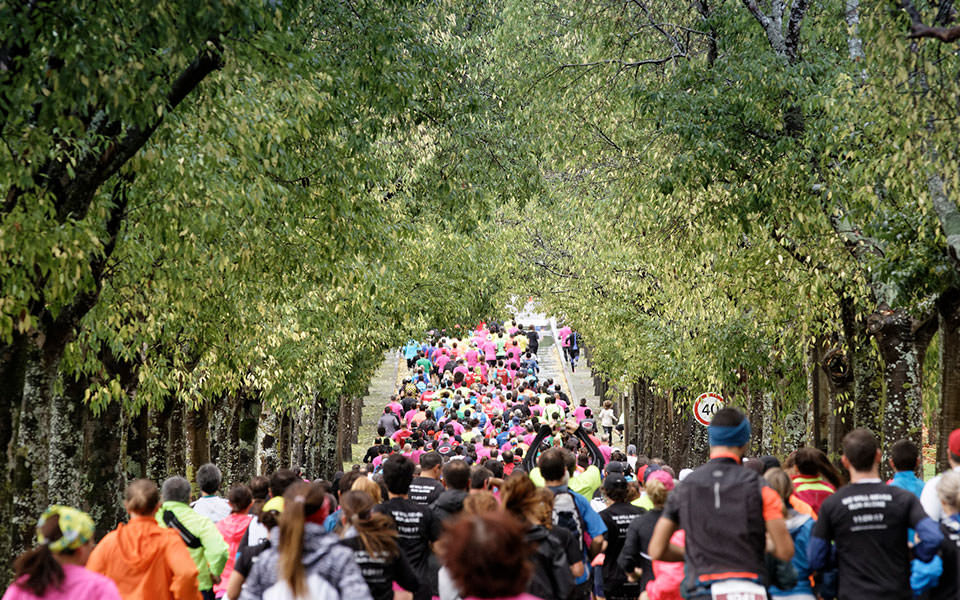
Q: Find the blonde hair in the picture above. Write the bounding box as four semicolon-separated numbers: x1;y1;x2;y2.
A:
464;492;499;515
763;468;793;518
939;470;960;511
645;478;670;509
352;477;382;503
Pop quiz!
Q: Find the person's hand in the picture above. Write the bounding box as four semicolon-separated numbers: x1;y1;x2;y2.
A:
210;574;221;585
626;567;643;582
564;417;580;435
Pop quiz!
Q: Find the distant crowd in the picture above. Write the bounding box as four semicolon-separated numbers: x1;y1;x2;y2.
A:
5;319;960;600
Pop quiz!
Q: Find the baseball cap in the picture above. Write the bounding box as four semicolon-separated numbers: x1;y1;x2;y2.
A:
263;496;285;513
605;461;624;475
603;473;628;492
950;429;960;456
646;469;675;491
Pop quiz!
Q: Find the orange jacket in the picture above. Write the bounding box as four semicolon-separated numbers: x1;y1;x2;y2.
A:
87;515;200;600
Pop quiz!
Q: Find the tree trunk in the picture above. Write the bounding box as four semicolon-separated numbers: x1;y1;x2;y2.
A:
11;343;56;557
256;402;279;476
83;400;125;540
186;404;210;486
870;308;936;475
0;334;27;581
47;374;86;506
844;298;883;435
313;398;341;481
168;401;186;477
937;288;960;472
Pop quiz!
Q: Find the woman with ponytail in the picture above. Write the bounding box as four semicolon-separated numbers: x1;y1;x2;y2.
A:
2;506;120;600
238;481;372;600
338;490;419;600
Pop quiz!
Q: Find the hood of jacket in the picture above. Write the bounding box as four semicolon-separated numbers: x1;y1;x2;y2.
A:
114;516;179;570
432;489;468;514
217;512;253;544
267;522;342;568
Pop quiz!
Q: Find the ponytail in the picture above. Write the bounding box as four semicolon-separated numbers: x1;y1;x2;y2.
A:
14;546;64;596
340;490;399;559
278;482;328;598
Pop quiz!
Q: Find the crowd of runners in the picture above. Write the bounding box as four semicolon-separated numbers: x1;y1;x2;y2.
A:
6;319;960;600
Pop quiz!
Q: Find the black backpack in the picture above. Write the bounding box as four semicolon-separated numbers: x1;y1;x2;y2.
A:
527;528;575;600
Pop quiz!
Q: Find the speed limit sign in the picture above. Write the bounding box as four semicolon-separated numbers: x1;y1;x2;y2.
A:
694;392;725;426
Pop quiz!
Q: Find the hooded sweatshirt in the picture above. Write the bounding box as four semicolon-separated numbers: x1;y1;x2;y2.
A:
86;515;199;600
238;523;373;600
213;512;253;596
430;489;468;523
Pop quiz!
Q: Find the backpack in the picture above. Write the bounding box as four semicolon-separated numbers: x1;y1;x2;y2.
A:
551;490;585;555
527;530;575;600
264;572;339;600
162;509;203;549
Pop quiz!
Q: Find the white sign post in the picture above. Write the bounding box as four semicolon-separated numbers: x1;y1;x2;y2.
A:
693;392;725;426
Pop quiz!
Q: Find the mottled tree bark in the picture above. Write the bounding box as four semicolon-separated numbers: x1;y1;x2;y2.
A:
82;400;125;540
869;308;936;473
256;402;279;477
937;289;960;471
186;404;210;485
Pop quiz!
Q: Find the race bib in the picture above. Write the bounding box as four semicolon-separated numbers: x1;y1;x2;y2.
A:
710;579;767;600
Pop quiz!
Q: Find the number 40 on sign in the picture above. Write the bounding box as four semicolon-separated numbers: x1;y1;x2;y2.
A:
693;392;725;426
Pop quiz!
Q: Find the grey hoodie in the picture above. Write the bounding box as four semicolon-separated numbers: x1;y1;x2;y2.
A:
239;522;372;600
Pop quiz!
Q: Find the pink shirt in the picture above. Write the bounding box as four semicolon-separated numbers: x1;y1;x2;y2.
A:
465;349;480;367
574;406;588;421
2;564;122;600
482;342;497;360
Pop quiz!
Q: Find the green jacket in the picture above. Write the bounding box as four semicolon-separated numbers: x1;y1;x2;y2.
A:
156;500;228;591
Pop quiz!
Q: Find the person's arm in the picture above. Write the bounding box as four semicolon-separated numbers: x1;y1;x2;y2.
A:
760;486;793;562
392;550;421;593
909;495;945;562
648;517;684;562
566;418;604;469
226;570;245;600
200;518;230;578
520;424;553;472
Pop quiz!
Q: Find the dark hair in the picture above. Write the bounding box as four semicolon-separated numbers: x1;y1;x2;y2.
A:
337;470;364;499
196;463;223;494
382;455;416;495
126;478;160;515
890;439;920;472
228;485;254;513
483;458;504;479
340;490;400;559
249;476;270;500
470;466;494;490
538;448;569;481
441;511;532;598
443;460;471;491
270;468;300;498
843;428;879;472
794;447;843;488
711;407;745;428
13;514;70;595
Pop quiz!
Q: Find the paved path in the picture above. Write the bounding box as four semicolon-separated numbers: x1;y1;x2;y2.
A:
348;350;400;468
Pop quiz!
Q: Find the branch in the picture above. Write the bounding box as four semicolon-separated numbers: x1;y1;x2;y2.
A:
741;0;787;58
785;0;812;62
901;0;960;42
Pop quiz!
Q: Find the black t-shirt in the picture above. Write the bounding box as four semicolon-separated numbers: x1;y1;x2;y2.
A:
340;536;420;600
234;538;271;578
814;482;928;600
618;509;662;592
601;502;647;597
408;477;444;506
927;519;960;600
375;497;440;600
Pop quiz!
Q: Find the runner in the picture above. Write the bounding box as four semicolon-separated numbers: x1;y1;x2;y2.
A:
597;472;646;600
787;448;841;514
192;463;232;523
214;485;254;598
239;481;372;599
87;479;200;600
922;429;960;522
618;471;681;598
647;407;794;599
3;506;121;600
376;455;441;600
155;476;229;600
808;428;942;600
764;468;820;600
339;490;420;600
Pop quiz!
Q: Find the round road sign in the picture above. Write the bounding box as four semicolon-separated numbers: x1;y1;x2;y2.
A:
694;392;725;426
